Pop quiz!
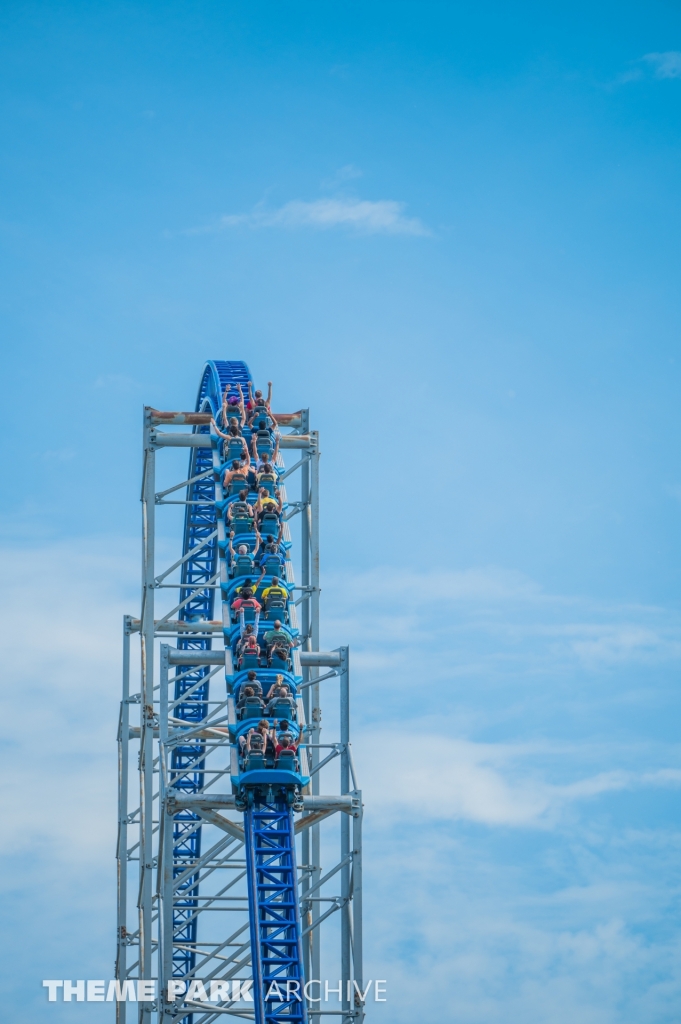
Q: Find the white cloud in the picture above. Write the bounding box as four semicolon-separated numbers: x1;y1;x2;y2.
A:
194;197;431;237
611;52;681;87
0;540;136;864
1;539;679;1022
93;372;141;391
642;51;681;79
322;566;681;672
322;164;363;187
41;447;76;462
356;733;681;828
567;623;670;666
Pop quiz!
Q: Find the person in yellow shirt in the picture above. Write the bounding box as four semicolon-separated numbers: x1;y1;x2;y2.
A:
259;575;289;611
253;486;282;522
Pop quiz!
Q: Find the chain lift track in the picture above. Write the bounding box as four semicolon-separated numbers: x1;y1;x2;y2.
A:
116;360;365;1024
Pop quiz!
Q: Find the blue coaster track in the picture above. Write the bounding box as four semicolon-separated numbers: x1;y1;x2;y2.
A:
172;361;252;994
244;806;307;1024
172;360;308;1024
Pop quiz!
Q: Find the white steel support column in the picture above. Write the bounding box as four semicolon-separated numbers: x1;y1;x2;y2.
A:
158;644;174;1016
116;616;132;1024
309;429;321;986
352;793;364;1024
300;408;312;984
339;647;351;1023
139;411;155;1024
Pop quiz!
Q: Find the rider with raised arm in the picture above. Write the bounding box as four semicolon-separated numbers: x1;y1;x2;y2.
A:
265;674;287;700
253;487;283;527
221;447;251;491
236;624;258;659
255;430;280;466
275;734;297;761
238;633;261;665
211;414;248;464
220;383;246;428
266;682;296;718
228;530;260;570
259;574;288;611
246;381;273;424
231;585;261;635
258;533;285;570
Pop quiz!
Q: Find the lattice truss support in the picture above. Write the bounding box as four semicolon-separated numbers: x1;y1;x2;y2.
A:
116;377;365;1024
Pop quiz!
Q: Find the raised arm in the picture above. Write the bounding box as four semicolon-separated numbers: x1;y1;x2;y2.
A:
211;417;229;440
271;434;280;464
220;387;230;428
228;530;235;557
253;529;261;557
237;383;246;421
266;380;273;408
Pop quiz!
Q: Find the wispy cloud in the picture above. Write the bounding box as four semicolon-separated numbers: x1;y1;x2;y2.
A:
188;197;431;237
323;164;363;186
613;51;681;86
41;447;76;462
1;539;679;1021
642;51;681;79
357;733;681;828
322;566;681;674
93;372;141;391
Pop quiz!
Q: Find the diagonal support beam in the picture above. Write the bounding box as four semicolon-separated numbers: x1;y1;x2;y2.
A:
188;806;245;843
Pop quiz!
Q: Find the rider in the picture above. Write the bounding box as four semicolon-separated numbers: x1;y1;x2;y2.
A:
262;620;295;649
238;633;260;666
266;683;295;715
220;383;246;428
212;411;244;437
253;488;282;531
246;381;273;424
244;670;263;696
255;456;279;494
237;685;264;715
235;625;256;657
265;673;287;700
222;449;251;492
275;734;297;762
258;575;289;612
258;534;285;571
227;490;254;530
228;532;260;575
231;586;261;634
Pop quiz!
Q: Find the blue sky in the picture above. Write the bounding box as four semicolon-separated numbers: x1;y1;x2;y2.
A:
1;2;680;1021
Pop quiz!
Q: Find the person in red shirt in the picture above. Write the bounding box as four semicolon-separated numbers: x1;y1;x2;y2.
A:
275;734;297;759
231;586;260;611
231;586;261;634
238;634;260;667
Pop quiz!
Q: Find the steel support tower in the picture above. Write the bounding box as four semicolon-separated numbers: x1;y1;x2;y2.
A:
116;360;364;1024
